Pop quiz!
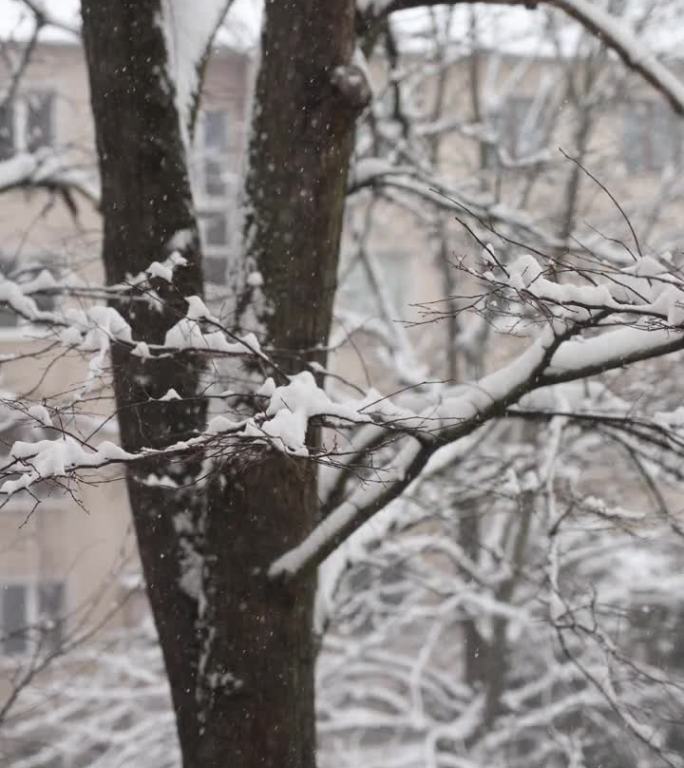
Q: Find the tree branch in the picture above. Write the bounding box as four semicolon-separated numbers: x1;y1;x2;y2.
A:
359;0;684;114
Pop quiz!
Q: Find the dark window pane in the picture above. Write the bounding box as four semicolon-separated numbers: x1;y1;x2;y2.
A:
653;103;680;169
624;100;680;174
0;102;14;160
482;135;498;170
623;102;647;173
203;110;228;152
204;158;227;197
26;92;54;152
25;264;57;313
0;308;18;328
203;214;228;247
508;96;544;157
484;96;545;167
2;585;27;654
34;292;56;313
339;251;408;317
204;255;227;285
38;582;65;653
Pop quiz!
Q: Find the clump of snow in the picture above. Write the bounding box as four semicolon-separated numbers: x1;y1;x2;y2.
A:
655;406;684;428
246;271;264;288
164;317;261;356
27;404;52;427
207;415;240;434
0;274;44;321
126;251;188;289
146;261;175;283
185;295;213;321
351;157;395;187
504;251;684;327
2;438;133;495
507;254;543;290
178;536;203;601
159;389;181;401
80;306;133;351
256;377;276;398
260;371;371;456
143;473;178;488
131;341;152;359
0;153;38;189
59;326;82;346
168;230;193;251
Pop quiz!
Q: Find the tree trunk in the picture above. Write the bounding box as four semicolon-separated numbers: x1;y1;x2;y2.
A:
81;0;209;757
190;452;318;768
197;2;366;765
81;0;364;765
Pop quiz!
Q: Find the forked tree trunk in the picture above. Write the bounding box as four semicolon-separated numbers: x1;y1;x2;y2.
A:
81;0;363;765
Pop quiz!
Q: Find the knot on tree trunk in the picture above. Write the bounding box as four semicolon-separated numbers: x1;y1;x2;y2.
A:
330;63;372;113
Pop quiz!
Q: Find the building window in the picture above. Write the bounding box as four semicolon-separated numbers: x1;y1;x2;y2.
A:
194;109;232;285
195;108;230;198
203;109;229;153
202;212;228;247
37;582;65;652
338;250;409;318
0;306;18;328
485;96;547;167
1;581;65;655
0;91;55;160
623;100;681;174
2;585;27;654
199;213;230;285
0;103;13;159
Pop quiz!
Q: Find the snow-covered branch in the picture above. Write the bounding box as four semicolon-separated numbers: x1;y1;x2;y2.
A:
0;151;99;204
359;0;684;115
272;253;684;578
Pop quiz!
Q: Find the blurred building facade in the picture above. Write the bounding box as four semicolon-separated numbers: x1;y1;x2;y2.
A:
0;40;250;675
0;34;682;739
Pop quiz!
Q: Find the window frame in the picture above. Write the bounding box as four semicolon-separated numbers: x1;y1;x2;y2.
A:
0;90;55;160
192;107;235;285
484;95;548;168
194;107;232;200
623;98;682;175
1;579;67;656
337;249;411;319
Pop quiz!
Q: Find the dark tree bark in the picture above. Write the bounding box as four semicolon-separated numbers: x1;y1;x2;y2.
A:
81;0;208;759
81;0;365;766
196;2;367;766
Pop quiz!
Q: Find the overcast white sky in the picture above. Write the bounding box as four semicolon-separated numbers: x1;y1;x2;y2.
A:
0;0;262;44
0;0;564;56
0;0;681;54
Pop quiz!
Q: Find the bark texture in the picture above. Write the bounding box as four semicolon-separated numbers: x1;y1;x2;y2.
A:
237;0;367;360
81;0;208;759
197;2;365;766
81;0;363;766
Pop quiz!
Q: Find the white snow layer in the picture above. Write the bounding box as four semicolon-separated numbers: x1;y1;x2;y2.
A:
159;0;229;141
